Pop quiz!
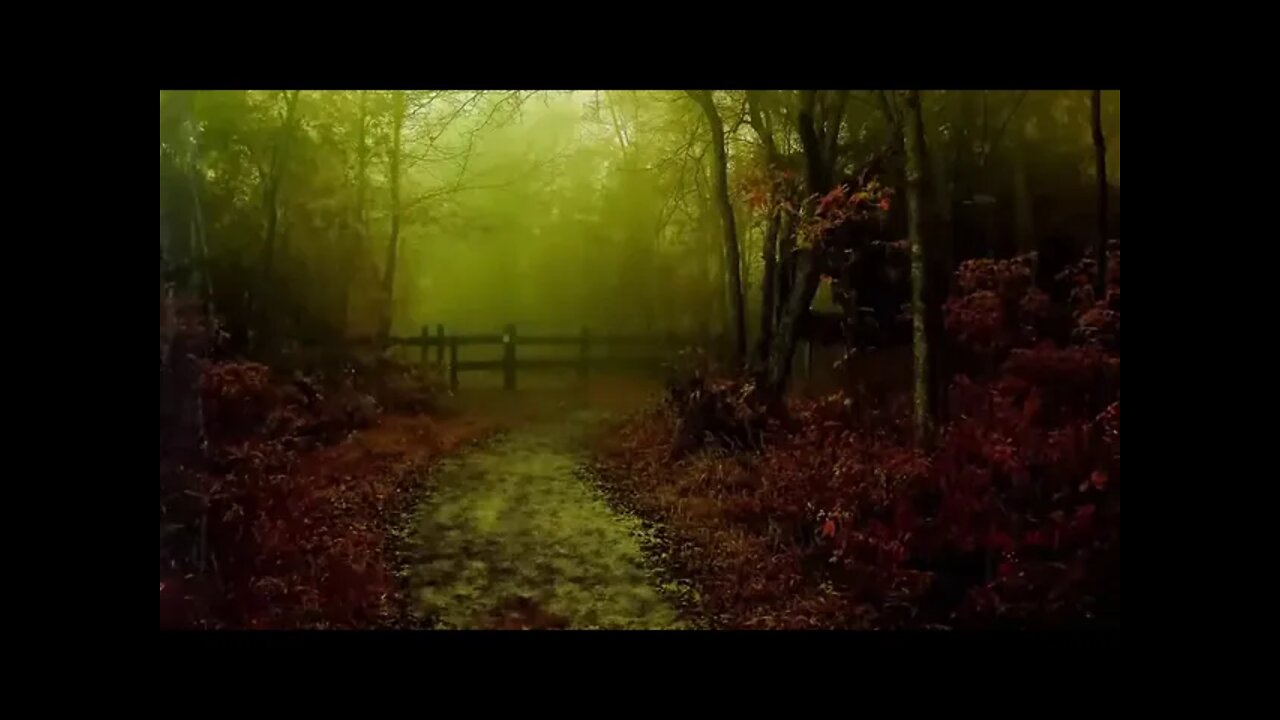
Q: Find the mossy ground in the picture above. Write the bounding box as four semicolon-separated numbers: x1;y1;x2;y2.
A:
405;385;686;629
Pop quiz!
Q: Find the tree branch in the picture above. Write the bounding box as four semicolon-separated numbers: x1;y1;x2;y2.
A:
988;90;1030;155
727;92;750;137
603;91;632;156
874;90;899;129
796;90;827;193
746;91;780;164
824;90;849;169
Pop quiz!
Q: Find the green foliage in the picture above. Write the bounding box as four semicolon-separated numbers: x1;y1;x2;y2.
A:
160;90;1119;353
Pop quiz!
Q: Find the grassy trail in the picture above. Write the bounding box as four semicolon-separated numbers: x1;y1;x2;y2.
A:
405;382;685;629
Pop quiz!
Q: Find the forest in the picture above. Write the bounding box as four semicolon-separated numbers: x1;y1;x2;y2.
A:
160;89;1120;630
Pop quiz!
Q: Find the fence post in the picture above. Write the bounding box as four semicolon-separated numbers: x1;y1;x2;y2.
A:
435;324;445;368
579;326;590;380
420;325;430;383
449;336;459;393
503;323;517;391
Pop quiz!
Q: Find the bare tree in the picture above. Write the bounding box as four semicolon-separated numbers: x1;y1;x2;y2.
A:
1091;90;1108;295
256;89;301;351
373;91;538;342
688;90;747;366
899;90;937;448
761;90;845;400
334;91;370;338
1011;120;1034;257
379;90;406;341
262;91;301;292
745;92;784;368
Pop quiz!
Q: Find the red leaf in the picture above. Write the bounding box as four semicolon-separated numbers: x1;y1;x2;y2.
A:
821;519;837;538
987;530;1015;552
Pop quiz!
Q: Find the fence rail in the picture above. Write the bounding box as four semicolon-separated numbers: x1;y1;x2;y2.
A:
313;324;716;392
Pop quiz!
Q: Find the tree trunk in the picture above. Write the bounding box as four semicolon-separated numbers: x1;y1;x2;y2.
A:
692;162;725;344
738;216;751;341
173;90;215;320
775;212;795;330
258;90;300;353
875;90;909;229
761;91;835;400
764;248;823;395
695;216;712;343
688;90;747;368
796;91;832;193
822;91;849;171
900;90;937;449
744;92;792;352
187;170;210;312
262;91;300;290
1012;120;1034;257
933;130;953;249
1091;90;1108;296
341;90;369;338
380;91;406;342
757;207;780;367
263;180;279;291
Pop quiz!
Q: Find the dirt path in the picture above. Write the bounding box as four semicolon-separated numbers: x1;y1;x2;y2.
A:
403;392;685;629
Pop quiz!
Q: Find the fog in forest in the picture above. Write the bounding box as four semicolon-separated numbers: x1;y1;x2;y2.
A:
161;89;1121;631
161;90;1119;351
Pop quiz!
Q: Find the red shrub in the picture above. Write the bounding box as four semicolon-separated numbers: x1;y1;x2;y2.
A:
598;243;1121;629
946;254;1056;364
954;255;1035;298
200;362;274;442
162;414;492;629
164;344;482;628
944;290;1007;352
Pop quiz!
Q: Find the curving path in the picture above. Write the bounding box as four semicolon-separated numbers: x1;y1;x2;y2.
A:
405;405;684;629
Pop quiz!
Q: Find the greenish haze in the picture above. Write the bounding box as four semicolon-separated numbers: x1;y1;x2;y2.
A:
406;408;686;629
160;90;1120;362
161;90;1121;627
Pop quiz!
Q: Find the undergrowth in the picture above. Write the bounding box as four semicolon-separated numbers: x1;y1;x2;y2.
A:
159;313;491;628
595;243;1120;629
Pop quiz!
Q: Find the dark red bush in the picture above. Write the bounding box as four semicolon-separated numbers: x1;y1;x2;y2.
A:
200;362;275;442
599;242;1121;629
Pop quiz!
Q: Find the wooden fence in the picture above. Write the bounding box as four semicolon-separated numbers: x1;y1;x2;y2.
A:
341;324;717;391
